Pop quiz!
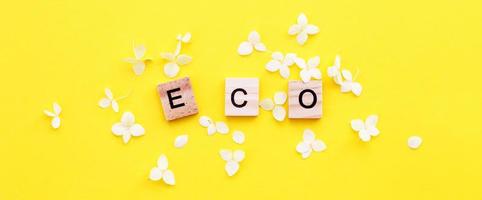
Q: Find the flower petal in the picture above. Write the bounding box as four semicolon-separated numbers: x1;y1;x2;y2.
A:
408;136;422;149
122;134;131;144
359;130;371;142
297;13;308;25
112;123;127;136
266;60;281;72
254;43;266;52
312;140;326;152
274;92;287;105
248;31;261;43
296;142;310;154
105;88;113;99
351;119;365;131
53;102;61;115
149;167;162;181
365;115;378;127
133;62;145;76
310;68;321;80
225;161;239;176
174;134;188;148
341;70;353;81
164;62;180;78
279;66;290;79
98;98;111;108
288;24;302;35
233;150;245;162
51;117;60;129
259;98;274;111
307;56;320;68
134;45;146;59
44;110;55;117
215;122;229;134
121;112;135;125
207;123;216;135
296;32;308;45
238;41;253;56
306;25;319;35
301;150;312;159
130;124;145;136
162;169;175;185
303;129;316;142
219;149;233;161
111;100;119;112
341;81;352;93
157;155;168;170
294;57;306;69
272;106;286;121
351;82;362;96
176;54;192;65
199;116;212;127
300;69;311;83
232;131;245;144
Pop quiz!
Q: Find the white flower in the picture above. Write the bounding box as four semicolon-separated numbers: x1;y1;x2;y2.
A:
288;13;319;45
237;31;266;56
174;134;188;148
340;69;362;96
98;88;120;112
219;149;245;176
124;44;150;76
296;129;326;159
149;155;175;186
161;34;192;78
351;115;379;142
232;130;245;144
295;56;321;83
408;136;422;149
199;116;229;135
259;92;287;121
44;102;61;129
327;55;343;85
265;52;297;79
112;112;145;144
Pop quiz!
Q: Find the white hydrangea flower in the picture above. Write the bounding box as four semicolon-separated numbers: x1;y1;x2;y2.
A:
112;112;145;144
199;116;229;135
149;155;175;186
237;31;266;56
294;56;321;83
219;149;245;176
259;92;287;121
98;88;120;112
43;102;61;129
340;69;362;96
161;33;192;78
351;115;379;142
288;13;319;45
232;130;245;144
265;52;297;79
174;134;188;148
124;44;150;76
408;136;422;149
327;55;342;85
296;129;326;159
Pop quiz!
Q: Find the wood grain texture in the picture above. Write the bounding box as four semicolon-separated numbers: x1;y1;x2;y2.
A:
288;80;322;119
157;77;199;121
225;78;259;116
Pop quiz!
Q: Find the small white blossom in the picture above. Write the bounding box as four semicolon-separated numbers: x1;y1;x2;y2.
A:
295;56;321;83
112;112;144;144
351;115;379;142
219;149;245;176
199;116;229;135
259;92;287;121
124;44;150;76
174;134;188;148
149;155;175;186
296;129;326;159
288;13;319;45
43;102;61;129
408;136;423;149
265;52;297;79
98;88;119;112
238;31;266;56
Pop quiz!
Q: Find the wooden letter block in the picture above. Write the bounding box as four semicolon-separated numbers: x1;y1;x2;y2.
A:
225;78;259;116
157;77;199;121
288;80;322;119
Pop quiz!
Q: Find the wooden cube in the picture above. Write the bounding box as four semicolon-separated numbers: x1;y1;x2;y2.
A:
288;80;322;119
225;78;259;116
157;77;199;121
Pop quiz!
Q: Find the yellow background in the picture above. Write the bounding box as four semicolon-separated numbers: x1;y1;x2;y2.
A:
1;0;482;199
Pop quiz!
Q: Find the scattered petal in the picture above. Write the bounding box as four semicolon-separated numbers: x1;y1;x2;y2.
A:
232;131;245;144
272;106;286;121
174;134;189;148
259;99;274;111
408;136;422;149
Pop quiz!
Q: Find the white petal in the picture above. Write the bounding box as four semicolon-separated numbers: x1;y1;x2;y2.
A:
284;53;297;65
341;81;352;93
351;82;362;96
164;62;180;78
312;140;326;152
305;25;319;35
272;52;283;60
303;129;316;142
112;123;127;136
351;119;365;131
149;167;162;181
233;150;245;162
296;32;308;45
307;56;320;68
53;103;61;115
160;52;175;61
368;127;380;136
294;57;306;69
225;161;239;176
121;112;135;125
219;149;233;161
122;134;131;144
130;124;145;136
365;115;378;127
111;100;119;112
254;43;266;52
288;24;302;35
248;31;261;43
174;134;188;148
98;98;111;108
259;99;274;111
279;66;290;79
207;123;216;135
334;74;343;85
44;110;55;117
199;116;212;127
408;136;423;149
300;69;311;83
237;42;253;56
327;66;339;78
215;122;229;134
272;106;286;121
232;131;245;144
123;58;138;64
266;60;282;72
134;45;146;59
174;42;181;56
296;142;310;154
105;88;113;99
341;70;353;81
162;169;175;185
182;32;191;43
51;117;60;129
274;92;287;105
359;130;371;142
301;150;312;159
297;13;308;25
310;68;321;79
157;155;169;170
176;54;192;65
133;62;145;76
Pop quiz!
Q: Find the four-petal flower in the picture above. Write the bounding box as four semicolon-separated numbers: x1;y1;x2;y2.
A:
112;112;145;144
295;56;321;83
238;31;267;56
351;115;379;142
259;92;287;121
288;13;319;45
124;45;150;76
219;149;245;176
296;129;326;159
149;154;176;186
265;52;297;79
